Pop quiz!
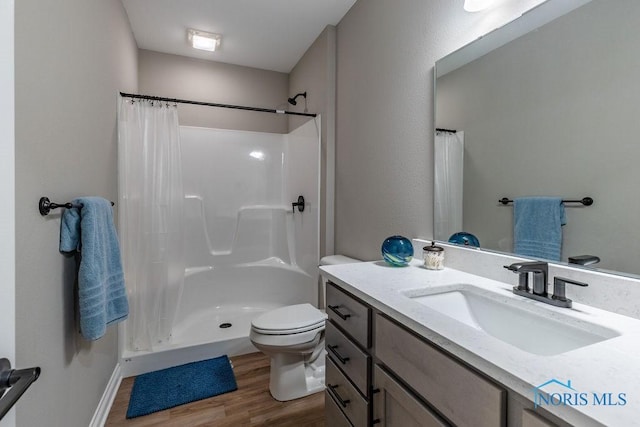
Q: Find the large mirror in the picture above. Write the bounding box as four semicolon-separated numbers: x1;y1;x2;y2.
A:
434;0;640;277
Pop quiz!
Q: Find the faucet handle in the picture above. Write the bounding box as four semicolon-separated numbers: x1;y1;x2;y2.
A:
503;262;527;272
552;276;588;304
504;264;529;291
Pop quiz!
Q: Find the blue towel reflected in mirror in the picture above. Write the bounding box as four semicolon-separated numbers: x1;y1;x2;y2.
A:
513;197;566;261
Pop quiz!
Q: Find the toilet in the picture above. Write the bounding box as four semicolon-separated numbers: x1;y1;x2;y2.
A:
249;255;359;401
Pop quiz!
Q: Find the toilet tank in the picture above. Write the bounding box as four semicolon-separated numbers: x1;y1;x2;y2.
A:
320;255;360;266
318;255;360;308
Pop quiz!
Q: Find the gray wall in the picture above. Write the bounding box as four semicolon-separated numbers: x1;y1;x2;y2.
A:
289;26;337;259
436;0;640;273
138;50;289;133
14;0;137;426
334;0;553;261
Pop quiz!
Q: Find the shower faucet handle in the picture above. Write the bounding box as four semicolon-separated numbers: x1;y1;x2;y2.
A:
292;195;305;213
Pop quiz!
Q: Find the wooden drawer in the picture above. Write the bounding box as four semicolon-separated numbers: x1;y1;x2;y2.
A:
326;282;370;348
373;364;450;427
326;321;370;396
375;314;506;427
326;356;369;427
522;409;557;427
325;388;354;427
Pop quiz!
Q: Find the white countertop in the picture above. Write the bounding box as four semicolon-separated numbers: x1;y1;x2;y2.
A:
320;259;640;427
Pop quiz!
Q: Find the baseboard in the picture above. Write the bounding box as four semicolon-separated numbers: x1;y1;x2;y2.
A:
89;363;122;427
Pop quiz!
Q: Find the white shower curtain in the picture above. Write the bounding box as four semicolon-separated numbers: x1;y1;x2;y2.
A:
434;130;464;242
118;97;185;351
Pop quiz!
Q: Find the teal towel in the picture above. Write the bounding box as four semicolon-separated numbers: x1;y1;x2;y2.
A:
60;197;128;340
513;197;566;261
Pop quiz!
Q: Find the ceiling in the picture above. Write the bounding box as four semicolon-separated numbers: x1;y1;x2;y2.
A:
121;0;357;73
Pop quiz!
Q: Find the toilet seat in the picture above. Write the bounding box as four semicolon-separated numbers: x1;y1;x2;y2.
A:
250;323;325;348
252;321;325;335
251;303;327;335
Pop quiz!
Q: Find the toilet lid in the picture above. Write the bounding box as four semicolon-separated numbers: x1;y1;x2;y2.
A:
252;304;327;335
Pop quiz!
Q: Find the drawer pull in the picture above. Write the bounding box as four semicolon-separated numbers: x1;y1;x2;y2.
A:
328;344;350;364
328;304;352;320
327;384;351;408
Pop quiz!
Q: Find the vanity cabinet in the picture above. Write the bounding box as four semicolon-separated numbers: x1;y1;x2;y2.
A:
325;282;372;427
326;282;371;347
323;281;569;427
326;322;369;394
373;364;448;427
521;410;556;427
326;357;368;427
505;388;564;427
375;313;506;427
325;387;356;427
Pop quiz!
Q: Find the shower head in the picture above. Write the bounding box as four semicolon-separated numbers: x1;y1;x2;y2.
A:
287;92;307;106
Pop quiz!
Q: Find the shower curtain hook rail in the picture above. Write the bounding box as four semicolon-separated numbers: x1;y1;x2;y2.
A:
120;92;317;118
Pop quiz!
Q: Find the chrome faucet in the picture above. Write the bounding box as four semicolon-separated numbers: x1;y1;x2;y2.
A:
504;261;588;308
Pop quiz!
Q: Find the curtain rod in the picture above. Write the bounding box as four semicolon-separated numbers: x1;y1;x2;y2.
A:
119;92;317;118
436;128;457;133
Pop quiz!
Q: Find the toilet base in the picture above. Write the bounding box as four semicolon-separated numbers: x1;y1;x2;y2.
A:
268;349;326;401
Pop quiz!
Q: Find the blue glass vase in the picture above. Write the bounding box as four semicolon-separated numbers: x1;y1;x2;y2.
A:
381;235;413;266
448;231;480;247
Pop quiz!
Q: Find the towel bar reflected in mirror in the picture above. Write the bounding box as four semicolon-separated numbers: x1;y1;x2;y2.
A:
498;197;593;206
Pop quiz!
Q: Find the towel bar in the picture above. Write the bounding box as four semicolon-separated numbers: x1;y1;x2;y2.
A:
39;197;115;216
499;197;593;206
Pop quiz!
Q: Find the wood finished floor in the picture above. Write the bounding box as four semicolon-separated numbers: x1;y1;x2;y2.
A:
105;352;325;426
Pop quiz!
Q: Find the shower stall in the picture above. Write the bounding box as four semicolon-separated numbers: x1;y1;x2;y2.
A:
118;99;320;376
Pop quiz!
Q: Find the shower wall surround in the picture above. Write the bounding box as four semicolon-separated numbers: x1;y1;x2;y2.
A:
180;122;319;276
181;127;286;266
119;119;320;376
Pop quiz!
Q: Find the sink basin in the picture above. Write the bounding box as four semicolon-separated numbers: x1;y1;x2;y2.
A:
403;285;619;356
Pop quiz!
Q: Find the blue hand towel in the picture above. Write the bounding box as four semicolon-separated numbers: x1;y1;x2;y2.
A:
60;197;129;340
513;197;566;261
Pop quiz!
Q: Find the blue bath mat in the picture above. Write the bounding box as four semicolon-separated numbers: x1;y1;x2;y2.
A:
126;355;238;418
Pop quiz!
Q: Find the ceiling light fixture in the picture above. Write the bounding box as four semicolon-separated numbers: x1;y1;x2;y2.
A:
463;0;496;12
187;28;221;52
